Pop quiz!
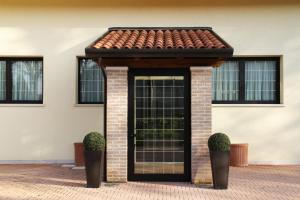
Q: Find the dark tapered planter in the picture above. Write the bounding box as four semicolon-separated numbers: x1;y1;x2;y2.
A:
84;150;103;188
210;151;230;189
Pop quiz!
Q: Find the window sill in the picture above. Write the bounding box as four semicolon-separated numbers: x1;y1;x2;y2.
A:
74;104;104;107
0;104;46;107
212;104;285;107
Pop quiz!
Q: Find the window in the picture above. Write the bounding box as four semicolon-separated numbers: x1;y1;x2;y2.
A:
212;61;239;101
212;57;280;104
0;57;43;104
78;57;104;104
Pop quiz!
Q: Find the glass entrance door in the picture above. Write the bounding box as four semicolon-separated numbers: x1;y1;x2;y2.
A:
128;69;190;181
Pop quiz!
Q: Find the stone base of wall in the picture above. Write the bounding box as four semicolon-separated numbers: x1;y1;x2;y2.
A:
190;67;212;184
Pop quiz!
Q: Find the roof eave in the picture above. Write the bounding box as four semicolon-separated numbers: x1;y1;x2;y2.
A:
108;27;213;31
85;48;234;58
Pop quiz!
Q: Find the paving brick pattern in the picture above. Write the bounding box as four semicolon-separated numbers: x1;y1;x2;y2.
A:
0;165;299;200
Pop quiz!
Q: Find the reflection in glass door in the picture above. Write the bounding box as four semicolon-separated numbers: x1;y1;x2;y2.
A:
134;76;185;175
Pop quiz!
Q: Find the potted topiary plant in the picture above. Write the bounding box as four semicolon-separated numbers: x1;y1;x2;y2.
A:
208;133;231;189
83;132;105;188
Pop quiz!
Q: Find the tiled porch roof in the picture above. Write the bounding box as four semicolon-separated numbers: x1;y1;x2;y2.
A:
86;27;233;58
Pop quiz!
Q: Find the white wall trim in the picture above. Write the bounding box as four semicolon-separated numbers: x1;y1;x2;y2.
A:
213;104;285;108
106;66;128;71
0;104;46;107
250;161;300;165
74;104;104;107
0;160;73;164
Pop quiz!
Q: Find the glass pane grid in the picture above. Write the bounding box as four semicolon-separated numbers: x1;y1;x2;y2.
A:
245;61;276;101
12;61;43;101
213;59;279;103
134;76;184;175
0;61;5;101
79;59;104;103
212;61;239;101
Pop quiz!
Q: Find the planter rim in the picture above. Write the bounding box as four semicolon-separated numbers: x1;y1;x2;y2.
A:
209;150;230;152
84;150;103;153
230;143;248;147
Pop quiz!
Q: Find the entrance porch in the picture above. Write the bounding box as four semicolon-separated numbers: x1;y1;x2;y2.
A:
85;27;234;183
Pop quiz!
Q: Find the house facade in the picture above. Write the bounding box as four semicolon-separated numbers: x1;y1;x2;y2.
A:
0;0;300;182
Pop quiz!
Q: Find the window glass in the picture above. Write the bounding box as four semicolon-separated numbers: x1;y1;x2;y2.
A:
245;61;276;101
0;61;6;100
79;58;104;103
134;76;185;174
212;58;279;104
212;61;239;101
12;61;43;101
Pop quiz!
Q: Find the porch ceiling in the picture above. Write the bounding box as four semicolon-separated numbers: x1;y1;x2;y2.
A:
85;27;234;59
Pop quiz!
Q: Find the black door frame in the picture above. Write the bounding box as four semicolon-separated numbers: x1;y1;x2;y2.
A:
128;68;191;181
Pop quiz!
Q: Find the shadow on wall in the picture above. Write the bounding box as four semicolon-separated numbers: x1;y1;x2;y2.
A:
213;34;300;163
213;52;300;162
213;104;300;163
0;27;104;161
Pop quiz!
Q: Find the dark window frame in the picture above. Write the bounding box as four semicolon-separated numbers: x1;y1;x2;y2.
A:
0;57;43;104
77;56;104;104
212;56;281;104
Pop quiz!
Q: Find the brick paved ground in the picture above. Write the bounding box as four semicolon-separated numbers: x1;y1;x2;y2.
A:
0;164;299;200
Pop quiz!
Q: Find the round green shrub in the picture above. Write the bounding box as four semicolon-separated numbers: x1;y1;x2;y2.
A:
83;132;105;151
208;133;231;152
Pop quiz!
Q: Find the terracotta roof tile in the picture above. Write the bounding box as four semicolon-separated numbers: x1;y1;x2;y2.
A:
173;30;184;49
135;30;147;49
180;30;194;48
164;30;174;49
155;30;164;49
92;27;230;50
188;30;204;48
204;30;226;48
124;30;139;49
113;30;131;49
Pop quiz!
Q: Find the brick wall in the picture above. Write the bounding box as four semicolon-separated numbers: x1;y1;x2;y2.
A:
106;67;128;182
190;67;212;184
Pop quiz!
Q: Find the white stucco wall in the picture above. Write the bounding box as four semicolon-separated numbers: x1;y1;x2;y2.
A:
0;1;299;164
